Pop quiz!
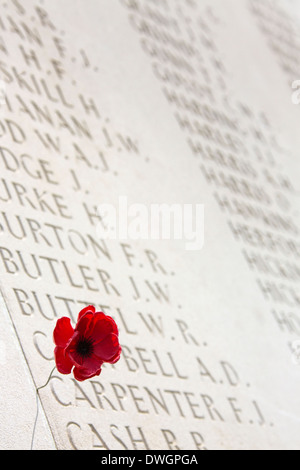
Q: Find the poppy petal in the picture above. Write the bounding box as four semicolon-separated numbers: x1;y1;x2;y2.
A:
110;346;122;364
65;331;84;367
77;305;95;322
53;317;74;348
93;333;121;362
73;365;102;382
54;346;73;374
90;314;118;343
81;353;103;374
75;312;94;337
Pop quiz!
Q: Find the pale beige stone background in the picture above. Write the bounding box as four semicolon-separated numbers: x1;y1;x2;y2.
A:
0;0;299;450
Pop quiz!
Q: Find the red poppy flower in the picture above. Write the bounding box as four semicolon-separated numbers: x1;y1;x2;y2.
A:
53;306;121;382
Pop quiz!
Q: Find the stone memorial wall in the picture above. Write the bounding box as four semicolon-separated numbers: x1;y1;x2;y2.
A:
0;0;300;450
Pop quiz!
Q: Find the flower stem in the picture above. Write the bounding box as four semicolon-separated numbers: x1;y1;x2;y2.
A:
31;366;56;450
37;366;56;393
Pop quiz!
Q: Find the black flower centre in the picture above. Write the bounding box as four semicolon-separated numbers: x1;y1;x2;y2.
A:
76;337;93;358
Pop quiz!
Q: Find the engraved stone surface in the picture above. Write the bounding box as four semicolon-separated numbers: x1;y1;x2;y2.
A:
0;0;300;450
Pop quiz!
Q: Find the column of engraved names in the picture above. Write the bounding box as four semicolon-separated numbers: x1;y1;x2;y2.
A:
122;0;300;389
121;0;280;434
249;0;300;85
196;1;300;355
0;0;204;450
